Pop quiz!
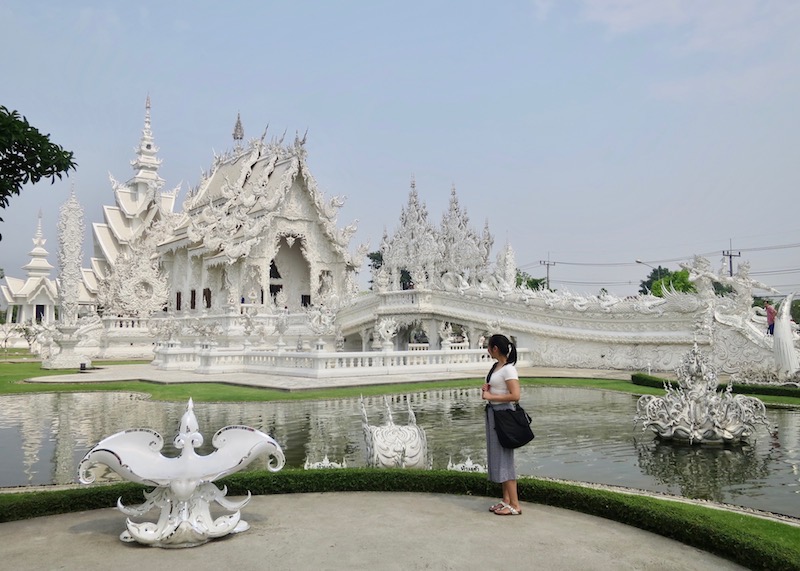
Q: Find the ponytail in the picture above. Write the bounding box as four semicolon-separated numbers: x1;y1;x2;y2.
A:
487;333;517;366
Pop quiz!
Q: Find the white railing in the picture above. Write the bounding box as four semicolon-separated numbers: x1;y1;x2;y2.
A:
158;346;530;378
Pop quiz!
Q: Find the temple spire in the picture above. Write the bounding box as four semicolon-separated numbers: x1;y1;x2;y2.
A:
130;95;163;183
23;210;54;278
233;113;244;148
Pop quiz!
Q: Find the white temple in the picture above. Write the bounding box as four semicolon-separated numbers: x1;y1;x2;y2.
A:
1;212;58;324
1;98;797;377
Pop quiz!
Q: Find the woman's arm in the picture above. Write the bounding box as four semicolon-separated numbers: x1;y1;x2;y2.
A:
481;378;521;402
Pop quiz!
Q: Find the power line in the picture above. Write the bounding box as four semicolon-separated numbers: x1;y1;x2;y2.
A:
751;268;800;276
518;240;800;270
552;279;636;286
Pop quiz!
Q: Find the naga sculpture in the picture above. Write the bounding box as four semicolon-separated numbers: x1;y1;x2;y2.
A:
79;399;285;548
360;396;428;469
635;344;769;444
447;456;486;473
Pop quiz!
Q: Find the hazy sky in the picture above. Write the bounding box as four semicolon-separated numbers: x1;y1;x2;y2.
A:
1;0;798;296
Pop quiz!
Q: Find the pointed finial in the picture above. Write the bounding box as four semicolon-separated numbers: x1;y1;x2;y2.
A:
35;210;43;239
410;174;416;191
233;113;244;143
144;95;152;131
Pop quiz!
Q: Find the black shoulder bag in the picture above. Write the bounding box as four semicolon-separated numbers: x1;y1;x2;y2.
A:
486;363;534;449
492;404;534;449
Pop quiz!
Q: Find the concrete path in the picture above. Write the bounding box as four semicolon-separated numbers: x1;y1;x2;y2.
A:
0;492;746;571
25;363;634;390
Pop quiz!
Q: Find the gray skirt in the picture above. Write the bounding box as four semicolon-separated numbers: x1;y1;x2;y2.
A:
485;403;516;483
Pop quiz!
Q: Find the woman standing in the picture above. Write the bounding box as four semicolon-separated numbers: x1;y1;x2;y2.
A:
482;333;522;516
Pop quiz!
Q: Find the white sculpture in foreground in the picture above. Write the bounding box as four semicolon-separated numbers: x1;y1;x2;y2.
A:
635;344;769;445
360;396;428;469
78;399;285;548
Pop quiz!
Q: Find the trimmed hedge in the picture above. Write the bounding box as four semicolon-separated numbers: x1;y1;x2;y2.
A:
631;372;800;399
1;470;799;570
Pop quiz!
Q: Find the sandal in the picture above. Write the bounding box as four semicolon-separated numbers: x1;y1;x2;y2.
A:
489;502;506;512
494;505;521;516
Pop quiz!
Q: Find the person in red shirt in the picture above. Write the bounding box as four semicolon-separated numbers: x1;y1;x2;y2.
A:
765;301;777;335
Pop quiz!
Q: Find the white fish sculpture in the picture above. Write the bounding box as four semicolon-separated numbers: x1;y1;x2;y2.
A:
79;398;285;547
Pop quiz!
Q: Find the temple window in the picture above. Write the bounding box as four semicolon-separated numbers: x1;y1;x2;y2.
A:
35;305;45;323
301;295;311;307
176;292;182;311
270;262;281;279
203;288;211;309
190;289;196;310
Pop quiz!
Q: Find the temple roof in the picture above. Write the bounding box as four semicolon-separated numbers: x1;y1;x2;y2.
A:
92;222;119;266
1;276;58;304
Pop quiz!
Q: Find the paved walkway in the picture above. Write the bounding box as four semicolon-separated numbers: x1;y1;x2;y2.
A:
0;492;746;570
25;363;634;390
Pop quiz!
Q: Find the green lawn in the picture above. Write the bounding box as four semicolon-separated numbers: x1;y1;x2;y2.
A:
1;361;798;406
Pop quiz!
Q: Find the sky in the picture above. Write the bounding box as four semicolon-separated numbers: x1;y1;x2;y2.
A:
1;0;799;297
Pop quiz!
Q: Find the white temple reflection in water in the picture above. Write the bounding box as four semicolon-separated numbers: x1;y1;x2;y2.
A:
1;387;798;518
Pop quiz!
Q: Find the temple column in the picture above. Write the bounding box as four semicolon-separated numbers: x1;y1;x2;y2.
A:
421;319;438;349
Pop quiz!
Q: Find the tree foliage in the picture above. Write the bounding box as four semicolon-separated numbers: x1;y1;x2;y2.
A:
638;266;670;295
0;106;77;235
516;269;546;290
650;269;696;297
366;251;412;290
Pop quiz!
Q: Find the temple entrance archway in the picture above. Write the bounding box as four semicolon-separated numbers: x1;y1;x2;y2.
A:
272;237;310;311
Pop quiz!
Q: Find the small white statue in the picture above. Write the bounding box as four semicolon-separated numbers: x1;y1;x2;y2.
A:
360;396;427;469
79;399;285;548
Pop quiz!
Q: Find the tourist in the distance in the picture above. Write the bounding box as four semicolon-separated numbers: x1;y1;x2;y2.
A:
765;301;777;335
481;333;522;516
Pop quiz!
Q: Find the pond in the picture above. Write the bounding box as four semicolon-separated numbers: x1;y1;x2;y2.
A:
1;387;798;518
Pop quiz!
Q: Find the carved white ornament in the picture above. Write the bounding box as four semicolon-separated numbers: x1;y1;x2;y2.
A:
360;396;428;469
635;344;770;444
78;399;285;547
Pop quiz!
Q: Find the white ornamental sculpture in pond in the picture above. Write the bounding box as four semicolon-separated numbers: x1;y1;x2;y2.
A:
79;399;285;548
360;396;428;469
635;344;769;444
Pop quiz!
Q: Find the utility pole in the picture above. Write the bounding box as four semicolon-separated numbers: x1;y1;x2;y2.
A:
540;257;555;290
722;239;740;277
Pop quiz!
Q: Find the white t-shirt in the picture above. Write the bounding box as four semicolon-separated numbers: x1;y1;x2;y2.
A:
488;363;519;397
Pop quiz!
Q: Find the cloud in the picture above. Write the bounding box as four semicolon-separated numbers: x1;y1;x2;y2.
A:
580;0;800;55
650;59;794;102
580;0;800;102
75;6;123;45
532;0;555;21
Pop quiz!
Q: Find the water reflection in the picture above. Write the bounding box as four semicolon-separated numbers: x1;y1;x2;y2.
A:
0;387;798;518
635;440;772;502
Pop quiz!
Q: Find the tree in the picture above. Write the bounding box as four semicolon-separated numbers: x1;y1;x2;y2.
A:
15;321;41;352
650;269;696;297
0;106;77;238
516;269;546;290
638;266;670;294
0;323;16;357
367;251;412;290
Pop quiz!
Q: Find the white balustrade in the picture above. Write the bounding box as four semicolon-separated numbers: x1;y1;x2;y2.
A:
166;346;504;377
